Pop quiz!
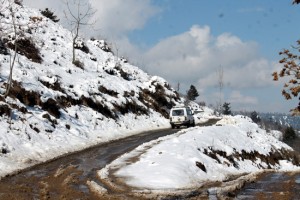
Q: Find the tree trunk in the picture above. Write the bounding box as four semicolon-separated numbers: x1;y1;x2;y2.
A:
72;37;76;63
72;22;80;64
4;7;18;98
4;46;17;98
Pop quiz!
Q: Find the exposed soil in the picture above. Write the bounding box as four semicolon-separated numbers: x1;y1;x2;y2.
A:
0;119;220;200
0;165;96;200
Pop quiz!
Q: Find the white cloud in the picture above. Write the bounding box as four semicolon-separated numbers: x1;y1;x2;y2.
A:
23;0;160;39
23;0;57;10
226;91;258;111
139;25;275;93
229;91;258;105
198;58;275;90
215;33;243;48
23;0;65;17
89;0;160;38
141;25;212;84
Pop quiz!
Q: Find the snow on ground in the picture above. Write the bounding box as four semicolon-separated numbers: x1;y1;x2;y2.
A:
0;2;179;178
0;3;299;197
98;115;300;193
193;104;217;124
0;111;170;178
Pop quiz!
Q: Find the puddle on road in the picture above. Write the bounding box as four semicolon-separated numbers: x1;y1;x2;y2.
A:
235;172;297;199
233;137;300;199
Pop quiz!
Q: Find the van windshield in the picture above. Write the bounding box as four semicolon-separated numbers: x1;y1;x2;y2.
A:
172;109;184;116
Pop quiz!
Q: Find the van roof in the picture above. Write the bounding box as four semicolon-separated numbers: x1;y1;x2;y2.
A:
173;104;184;107
172;105;190;109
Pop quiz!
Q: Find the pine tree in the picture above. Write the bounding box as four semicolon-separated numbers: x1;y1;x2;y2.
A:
222;102;231;115
0;39;9;55
14;0;23;6
186;85;199;101
41;8;60;23
284;126;296;141
250;111;261;123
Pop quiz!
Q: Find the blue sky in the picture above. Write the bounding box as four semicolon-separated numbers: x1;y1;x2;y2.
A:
131;0;299;58
24;0;300;113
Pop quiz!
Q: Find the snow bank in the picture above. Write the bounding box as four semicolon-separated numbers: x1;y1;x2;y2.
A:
98;115;299;192
0;111;170;177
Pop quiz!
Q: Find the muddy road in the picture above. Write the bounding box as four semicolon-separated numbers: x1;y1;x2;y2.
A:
233;138;300;200
0;119;219;200
234;172;300;200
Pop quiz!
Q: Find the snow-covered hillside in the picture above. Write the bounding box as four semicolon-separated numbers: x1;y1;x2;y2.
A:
0;2;179;177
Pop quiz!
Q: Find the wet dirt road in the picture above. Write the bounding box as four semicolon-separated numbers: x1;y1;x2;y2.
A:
0;119;219;200
235;172;300;200
234;139;300;200
0;129;177;200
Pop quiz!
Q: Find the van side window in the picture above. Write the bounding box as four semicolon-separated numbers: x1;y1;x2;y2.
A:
187;109;192;115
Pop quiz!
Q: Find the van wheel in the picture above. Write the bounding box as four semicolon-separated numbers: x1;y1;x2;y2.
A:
188;121;194;127
171;124;175;129
192;121;195;127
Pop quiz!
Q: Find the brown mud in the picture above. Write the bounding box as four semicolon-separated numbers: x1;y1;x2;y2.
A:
0;119;219;200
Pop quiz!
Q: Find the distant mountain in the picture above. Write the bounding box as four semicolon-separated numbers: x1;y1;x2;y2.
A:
235;111;300;130
259;112;300;130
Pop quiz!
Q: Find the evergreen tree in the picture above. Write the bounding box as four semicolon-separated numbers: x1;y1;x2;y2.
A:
41;8;60;23
250;111;261;123
14;0;23;6
186;85;199;101
222;102;231;115
283;126;296;141
0;39;9;55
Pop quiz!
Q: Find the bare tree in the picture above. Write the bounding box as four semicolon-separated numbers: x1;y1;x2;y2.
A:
216;65;224;113
0;1;20;97
4;8;18;97
176;82;180;92
64;0;96;64
1;0;42;97
112;42;121;68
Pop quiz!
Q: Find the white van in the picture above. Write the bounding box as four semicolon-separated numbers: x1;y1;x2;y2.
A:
169;105;195;129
